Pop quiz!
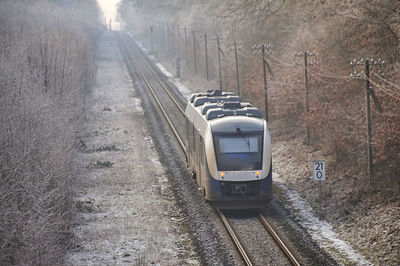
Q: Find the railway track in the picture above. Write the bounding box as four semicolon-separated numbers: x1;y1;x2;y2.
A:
116;31;300;266
116;32;187;155
258;212;300;266
125;34;187;114
218;209;300;266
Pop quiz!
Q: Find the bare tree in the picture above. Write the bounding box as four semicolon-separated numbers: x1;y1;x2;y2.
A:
0;0;100;264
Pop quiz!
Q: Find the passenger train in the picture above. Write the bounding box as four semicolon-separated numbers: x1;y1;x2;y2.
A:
185;89;272;209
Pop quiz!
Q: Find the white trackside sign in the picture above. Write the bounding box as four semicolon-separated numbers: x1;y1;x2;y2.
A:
313;160;325;181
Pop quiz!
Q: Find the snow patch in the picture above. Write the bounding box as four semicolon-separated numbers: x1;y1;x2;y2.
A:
154;63;193;98
273;173;371;265
155;63;174;78
132;97;143;113
144;136;170;194
130;33;193;99
131;34;148;54
171;79;193;98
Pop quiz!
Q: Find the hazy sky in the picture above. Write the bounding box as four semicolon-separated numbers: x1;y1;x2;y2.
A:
97;0;121;29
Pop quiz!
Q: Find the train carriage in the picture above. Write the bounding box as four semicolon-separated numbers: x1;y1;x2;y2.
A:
185;89;272;209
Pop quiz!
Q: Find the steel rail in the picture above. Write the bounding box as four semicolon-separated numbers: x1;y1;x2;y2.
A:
217;209;254;266
258;212;300;266
126;34;186;115
117;33;187;154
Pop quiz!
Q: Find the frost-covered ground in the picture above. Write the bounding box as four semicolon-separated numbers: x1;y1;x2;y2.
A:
273;174;371;265
135;35;372;266
66;31;199;265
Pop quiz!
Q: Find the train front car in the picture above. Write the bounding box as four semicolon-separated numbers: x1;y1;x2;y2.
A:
185;90;272;209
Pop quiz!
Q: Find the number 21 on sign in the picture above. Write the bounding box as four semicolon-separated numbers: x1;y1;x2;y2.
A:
313;160;325;219
313;160;325;181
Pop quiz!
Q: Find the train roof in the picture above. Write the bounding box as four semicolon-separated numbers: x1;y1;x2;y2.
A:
185;89;264;135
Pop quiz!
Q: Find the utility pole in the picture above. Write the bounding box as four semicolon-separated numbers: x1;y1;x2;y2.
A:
253;43;274;122
294;50;318;145
166;22;170;54
158;22;161;53
193;30;197;73
304;52;310;144
350;58;384;185
159;22;163;54
165;23;168;55
185;27;188;67
262;45;268;121
150;24;154;54
217;35;223;91
154;21;158;54
304;52;309;112
227;40;243;96
234;40;240;97
204;33;209;81
172;24;175;56
177;25;181;60
365;60;373;185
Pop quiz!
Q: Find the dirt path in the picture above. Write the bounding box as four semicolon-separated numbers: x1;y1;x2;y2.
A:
66;31;199;265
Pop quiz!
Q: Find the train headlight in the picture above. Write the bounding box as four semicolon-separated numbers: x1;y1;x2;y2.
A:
220;172;224;179
256;171;260;175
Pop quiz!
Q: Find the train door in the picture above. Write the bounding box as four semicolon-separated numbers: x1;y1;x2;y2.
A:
199;136;205;188
189;123;195;168
186;118;190;165
198;136;202;182
192;124;196;165
194;129;200;185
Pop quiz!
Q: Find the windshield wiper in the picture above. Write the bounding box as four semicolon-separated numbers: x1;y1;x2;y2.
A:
236;127;250;149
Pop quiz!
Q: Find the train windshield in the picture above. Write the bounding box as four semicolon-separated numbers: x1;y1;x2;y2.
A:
213;132;263;171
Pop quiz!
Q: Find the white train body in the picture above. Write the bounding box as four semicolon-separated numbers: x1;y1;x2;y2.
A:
185;90;272;209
